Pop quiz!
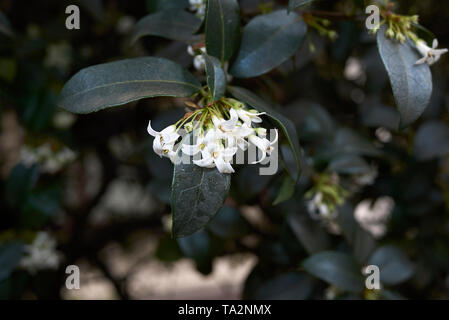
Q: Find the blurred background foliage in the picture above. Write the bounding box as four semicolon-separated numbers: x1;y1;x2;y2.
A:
1;0;449;300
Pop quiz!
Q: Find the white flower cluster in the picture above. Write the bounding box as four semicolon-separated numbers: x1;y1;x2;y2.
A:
147;100;277;174
20;143;76;174
20;231;61;274
189;0;206;19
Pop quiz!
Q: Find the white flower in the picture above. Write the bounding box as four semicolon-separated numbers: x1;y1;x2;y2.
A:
415;39;448;66
307;192;337;220
20;232;61;274
354;197;394;238
212;108;239;135
248;129;278;164
189;0;206;19
236;108;266;126
182;128;216;156
147;121;180;158
187;46;206;71
193;140;237;173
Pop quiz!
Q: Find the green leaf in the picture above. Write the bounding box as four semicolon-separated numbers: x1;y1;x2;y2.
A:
58;57;201;114
203;52;227;101
205;0;241;64
79;0;104;20
288;0;314;12
0;11;13;37
368;245;415;285
6;164;39;209
414;120;449;161
0;242;24;282
130;10;202;45
273;174;295;205
146;0;189;13
327;155;371;175
252;272;314;300
171;135;231;238
230;10;307;78
377;26;432;128
208;206;251;238
302;251;365;293
177;230;212;274
227;86;302;181
337;204;376;265
287;212;330;254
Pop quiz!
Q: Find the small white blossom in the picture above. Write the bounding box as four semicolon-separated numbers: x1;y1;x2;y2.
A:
147;122;180;160
189;0;206;19
415;39;448;66
188;46;206;71
235;109;266;126
307;192;336;220
20;232;61;274
248;129;278;164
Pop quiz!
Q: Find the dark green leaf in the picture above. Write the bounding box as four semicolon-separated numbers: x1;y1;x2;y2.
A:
130;10;202;45
273;175;295;205
288;0;314;12
171;135;231;238
58;57;201;114
302;251;365;293
205;0;241;64
230;10;307;78
146;0;189;13
227;86;302;181
203;52;227;101
377;26;432;128
328;155;371;175
207;206;251;238
337;204;376;264
0;242;24;282
287;212;330;254
177;230;212;274
414;120;449;161
0;11;14;37
6;164;39;208
368;245;415;285
79;0;104;20
252;272;314;300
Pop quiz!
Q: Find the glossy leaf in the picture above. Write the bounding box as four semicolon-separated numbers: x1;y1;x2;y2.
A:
368;245;415;285
227;86;302;181
0;242;24;281
207;206;251;238
287;212;330;254
288;0;314;12
377;26;432;128
203;52;227;101
130;10;202;45
0;11;13;37
273;175;295;205
414;120;449;161
147;0;189;12
230;10;307;78
328;155;371;175
252;272;314;300
205;0;241;64
171;135;231;238
58;57;201;114
302;251;365;293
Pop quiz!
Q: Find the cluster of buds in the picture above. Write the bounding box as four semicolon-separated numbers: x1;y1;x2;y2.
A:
374;3;448;66
306;173;349;221
302;13;338;41
147;97;278;174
